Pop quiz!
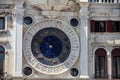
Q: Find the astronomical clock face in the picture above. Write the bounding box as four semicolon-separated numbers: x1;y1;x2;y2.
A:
23;19;80;75
31;28;71;66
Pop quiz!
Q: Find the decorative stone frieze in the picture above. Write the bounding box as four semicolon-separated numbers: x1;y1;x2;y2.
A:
89;3;120;19
0;4;14;9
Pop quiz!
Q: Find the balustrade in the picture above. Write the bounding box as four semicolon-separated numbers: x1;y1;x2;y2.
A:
89;0;119;3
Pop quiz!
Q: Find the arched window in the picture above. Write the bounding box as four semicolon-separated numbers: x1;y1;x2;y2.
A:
95;48;107;78
0;46;5;76
112;48;120;79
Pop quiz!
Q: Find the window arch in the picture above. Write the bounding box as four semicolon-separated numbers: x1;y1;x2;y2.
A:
95;48;107;78
0;46;5;76
112;48;120;79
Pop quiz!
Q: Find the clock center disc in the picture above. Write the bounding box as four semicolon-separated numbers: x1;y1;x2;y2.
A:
39;35;62;58
31;28;71;66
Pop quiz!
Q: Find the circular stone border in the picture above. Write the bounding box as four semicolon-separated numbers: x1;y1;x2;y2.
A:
23;19;80;75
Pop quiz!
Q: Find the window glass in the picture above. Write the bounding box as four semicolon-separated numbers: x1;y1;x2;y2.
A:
70;18;79;27
24;16;33;25
112;48;120;79
23;67;32;76
95;48;107;78
0;53;4;75
112;22;120;32
70;68;79;77
91;20;120;33
0;18;5;29
0;46;4;76
95;21;105;32
91;20;106;32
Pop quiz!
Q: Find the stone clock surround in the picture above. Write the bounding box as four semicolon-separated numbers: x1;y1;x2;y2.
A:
23;19;80;75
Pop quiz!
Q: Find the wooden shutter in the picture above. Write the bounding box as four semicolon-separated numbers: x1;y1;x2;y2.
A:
106;20;112;32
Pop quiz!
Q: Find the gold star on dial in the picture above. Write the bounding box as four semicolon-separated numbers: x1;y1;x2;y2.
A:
37;54;44;59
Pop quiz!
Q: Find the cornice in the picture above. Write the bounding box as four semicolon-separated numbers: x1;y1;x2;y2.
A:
79;2;90;8
32;0;80;12
0;4;14;9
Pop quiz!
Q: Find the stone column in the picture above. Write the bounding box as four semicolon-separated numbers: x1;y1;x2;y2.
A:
107;48;112;79
13;0;24;77
79;2;90;79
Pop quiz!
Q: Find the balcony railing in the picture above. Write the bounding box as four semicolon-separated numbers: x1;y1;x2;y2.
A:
93;74;108;79
89;0;119;3
112;74;120;79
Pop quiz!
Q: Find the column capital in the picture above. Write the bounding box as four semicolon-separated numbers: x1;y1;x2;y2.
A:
79;2;90;18
12;0;25;9
79;12;89;18
12;9;24;14
79;2;90;8
80;0;89;2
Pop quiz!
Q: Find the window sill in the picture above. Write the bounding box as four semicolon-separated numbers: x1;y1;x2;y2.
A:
95;78;108;80
0;30;8;33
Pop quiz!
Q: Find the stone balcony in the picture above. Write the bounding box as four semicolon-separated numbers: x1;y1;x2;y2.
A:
89;0;119;3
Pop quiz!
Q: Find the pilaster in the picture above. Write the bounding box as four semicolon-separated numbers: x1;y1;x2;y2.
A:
12;0;24;77
79;2;90;79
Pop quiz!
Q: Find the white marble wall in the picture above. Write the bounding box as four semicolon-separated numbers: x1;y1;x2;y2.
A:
89;2;120;80
0;0;120;80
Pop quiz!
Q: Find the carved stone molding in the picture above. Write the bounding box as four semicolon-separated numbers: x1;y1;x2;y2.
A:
89;3;120;19
0;9;13;16
32;0;80;12
90;3;120;9
0;4;14;9
0;41;9;46
79;2;90;18
33;4;65;11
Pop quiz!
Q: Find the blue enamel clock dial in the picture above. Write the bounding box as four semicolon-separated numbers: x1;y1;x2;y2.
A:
31;28;71;66
40;35;62;58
